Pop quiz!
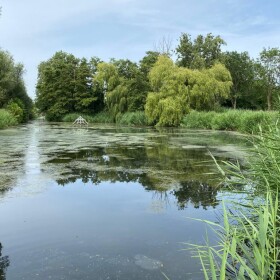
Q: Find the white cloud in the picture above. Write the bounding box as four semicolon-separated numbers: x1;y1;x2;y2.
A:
0;0;279;99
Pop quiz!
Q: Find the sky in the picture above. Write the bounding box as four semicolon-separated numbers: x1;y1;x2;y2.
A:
0;0;279;99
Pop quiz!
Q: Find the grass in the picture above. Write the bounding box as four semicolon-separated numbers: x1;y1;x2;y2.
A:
181;110;278;133
62;111;147;126
0;109;18;129
189;123;280;279
62;111;114;124
115;111;148;126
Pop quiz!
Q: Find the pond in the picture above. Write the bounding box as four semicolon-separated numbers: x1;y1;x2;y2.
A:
0;121;249;280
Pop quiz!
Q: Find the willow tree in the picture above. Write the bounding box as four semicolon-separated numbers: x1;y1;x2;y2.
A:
145;56;232;126
186;63;232;110
145;55;189;126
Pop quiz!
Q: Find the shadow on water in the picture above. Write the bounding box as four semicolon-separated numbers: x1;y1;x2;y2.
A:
0;243;9;280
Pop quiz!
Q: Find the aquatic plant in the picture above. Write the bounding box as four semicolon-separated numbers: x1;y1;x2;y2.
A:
189;123;280;279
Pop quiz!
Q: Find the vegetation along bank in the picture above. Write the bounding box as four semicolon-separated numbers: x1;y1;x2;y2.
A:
35;33;280;129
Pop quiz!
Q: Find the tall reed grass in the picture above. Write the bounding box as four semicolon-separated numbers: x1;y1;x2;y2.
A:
0;109;18;129
181;110;278;133
116;111;148;126
189;123;280;279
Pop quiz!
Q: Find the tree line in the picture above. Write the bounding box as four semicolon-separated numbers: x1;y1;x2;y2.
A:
0;50;34;122
35;33;280;126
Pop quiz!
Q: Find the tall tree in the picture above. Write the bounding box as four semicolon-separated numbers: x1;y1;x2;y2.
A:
36;51;100;120
139;51;160;77
0;50;33;121
223;51;255;109
145;55;232;126
258;48;280;110
176;33;226;69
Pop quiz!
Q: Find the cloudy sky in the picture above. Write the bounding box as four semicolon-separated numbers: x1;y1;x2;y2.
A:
0;0;279;99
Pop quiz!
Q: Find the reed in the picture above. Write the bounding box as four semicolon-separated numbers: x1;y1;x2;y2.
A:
189;123;280;279
181;110;278;133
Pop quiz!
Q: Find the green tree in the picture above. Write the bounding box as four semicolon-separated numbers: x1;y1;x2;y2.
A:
112;58;149;111
145;55;189;126
222;51;255;109
176;33;226;69
185;63;232;110
0;50;33;120
145;56;232;126
94;59;149;118
258;48;280;110
6;99;24;123
139;51;160;77
36;51;101;120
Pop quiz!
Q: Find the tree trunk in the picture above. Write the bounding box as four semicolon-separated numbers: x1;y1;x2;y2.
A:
267;88;272;110
231;97;237;109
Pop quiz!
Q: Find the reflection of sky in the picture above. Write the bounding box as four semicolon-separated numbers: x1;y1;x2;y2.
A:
0;180;218;279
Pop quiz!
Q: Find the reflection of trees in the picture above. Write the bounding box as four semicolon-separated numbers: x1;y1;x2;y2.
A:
171;181;219;210
46;136;227;209
0;243;9;280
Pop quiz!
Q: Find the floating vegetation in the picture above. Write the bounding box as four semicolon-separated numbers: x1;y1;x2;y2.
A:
0;122;249;204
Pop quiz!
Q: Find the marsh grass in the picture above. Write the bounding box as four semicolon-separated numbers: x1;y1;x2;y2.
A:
189;123;280;279
0;109;18;129
116;111;148;126
182;110;278;133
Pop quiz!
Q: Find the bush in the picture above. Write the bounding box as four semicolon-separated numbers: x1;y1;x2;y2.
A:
0;109;18;129
6;101;24;123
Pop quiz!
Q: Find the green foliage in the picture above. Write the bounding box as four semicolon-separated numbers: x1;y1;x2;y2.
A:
145;56;189;126
0;50;33;122
0;109;17;129
36;51;103;121
139;51;160;76
223;51;256;109
258;48;280;110
176;33;226;69
189;123;280;279
6;99;24;123
182;110;278;133
186;63;232;110
145;56;231;126
95;59;149;119
116;111;147;126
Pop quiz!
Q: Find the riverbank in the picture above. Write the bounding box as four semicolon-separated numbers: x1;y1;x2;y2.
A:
0;109;18;129
61;109;278;134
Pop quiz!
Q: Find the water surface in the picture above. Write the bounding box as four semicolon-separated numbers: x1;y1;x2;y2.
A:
0;122;249;279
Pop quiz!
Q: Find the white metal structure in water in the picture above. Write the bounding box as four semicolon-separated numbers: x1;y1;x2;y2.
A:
73;116;88;126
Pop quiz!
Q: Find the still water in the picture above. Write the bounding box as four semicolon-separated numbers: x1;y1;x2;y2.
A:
0;122;249;280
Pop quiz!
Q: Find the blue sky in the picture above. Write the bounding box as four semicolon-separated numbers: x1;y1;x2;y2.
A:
0;0;279;99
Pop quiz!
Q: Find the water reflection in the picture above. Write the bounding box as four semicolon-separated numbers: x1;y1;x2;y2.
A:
49;144;223;209
0;243;9;280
